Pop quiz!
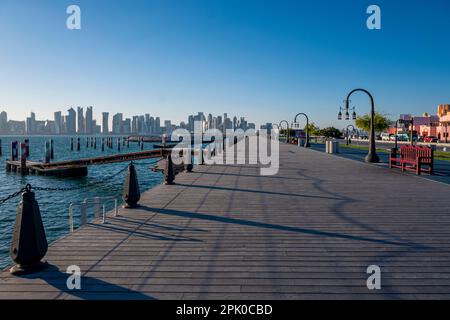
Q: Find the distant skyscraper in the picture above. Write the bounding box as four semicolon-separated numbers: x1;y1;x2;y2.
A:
155;117;161;134
66;108;76;134
207;114;213;130
149;116;155;134
0;111;8;134
102;112;109;134
164;120;172;136
138;115;145;134
188;115;194;132
85;106;93;134
77;107;84;134
122;118;131;134
26;112;36;134
145;114;150;133
112;113;123;134
132;116;138;134
54;111;62;134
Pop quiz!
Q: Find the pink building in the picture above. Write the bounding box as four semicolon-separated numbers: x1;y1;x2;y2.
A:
397;105;450;142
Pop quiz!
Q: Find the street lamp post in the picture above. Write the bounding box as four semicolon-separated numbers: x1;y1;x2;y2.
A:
346;125;356;146
294;113;311;148
343;88;379;163
394;119;403;151
409;118;415;146
279;120;290;144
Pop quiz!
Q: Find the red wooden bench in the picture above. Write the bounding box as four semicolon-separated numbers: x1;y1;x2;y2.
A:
389;145;434;175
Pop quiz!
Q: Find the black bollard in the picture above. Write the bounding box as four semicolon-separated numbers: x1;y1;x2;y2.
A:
77;138;80;151
44;141;50;164
127;138;130;148
164;154;175;185
122;162;141;208
101;138;105;152
25;139;30;157
140;138;144;150
185;161;193;173
50;139;54;160
20;143;27;175
86;138;89;148
70;138;74;151
94;137;97;149
10;185;48;275
11;141;18;161
117;138;121;151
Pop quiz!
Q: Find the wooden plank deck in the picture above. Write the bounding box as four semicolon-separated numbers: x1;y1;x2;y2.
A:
1;143;450;300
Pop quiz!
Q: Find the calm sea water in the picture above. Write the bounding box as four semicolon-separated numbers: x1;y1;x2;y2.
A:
0;136;163;269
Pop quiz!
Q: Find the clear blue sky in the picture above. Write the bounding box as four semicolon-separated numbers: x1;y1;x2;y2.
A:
0;0;449;129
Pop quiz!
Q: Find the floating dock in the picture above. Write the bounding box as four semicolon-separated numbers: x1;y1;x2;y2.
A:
5;149;165;177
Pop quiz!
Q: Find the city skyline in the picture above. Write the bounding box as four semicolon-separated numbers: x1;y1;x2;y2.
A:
1;1;449;128
0;107;256;136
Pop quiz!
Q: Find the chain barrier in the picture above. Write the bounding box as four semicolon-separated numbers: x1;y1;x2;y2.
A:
0;187;27;206
0;158;163;207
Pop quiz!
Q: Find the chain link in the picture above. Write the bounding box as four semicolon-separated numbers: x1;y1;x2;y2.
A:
33;165;129;192
0;160;161;206
0;187;27;205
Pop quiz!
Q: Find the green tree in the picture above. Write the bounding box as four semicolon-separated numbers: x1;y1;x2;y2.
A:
304;122;320;135
318;127;342;138
355;113;392;132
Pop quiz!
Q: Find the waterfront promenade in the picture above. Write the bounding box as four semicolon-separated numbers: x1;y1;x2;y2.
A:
1;143;450;299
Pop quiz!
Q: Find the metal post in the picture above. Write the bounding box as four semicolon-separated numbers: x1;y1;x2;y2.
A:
102;204;106;224
446;123;448;144
71;137;74;151
69;204;74;233
117;138;120;151
44;141;50;164
25;139;30;157
294;113;311;148
81;200;87;226
20;143;27;175
77;138;80;151
345;89;379;163
11;141;18;161
114;198;118;216
279;120;290;144
50;139;54;160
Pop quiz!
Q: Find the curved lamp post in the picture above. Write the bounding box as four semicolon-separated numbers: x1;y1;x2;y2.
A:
393;119;403;151
346;124;356;146
279;120;290;143
294;113;311;148
343;88;379;163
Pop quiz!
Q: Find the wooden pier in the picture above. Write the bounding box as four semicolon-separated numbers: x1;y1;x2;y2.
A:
1;143;450;299
5;149;165;177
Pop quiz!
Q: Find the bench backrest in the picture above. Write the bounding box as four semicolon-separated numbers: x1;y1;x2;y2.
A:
400;146;433;160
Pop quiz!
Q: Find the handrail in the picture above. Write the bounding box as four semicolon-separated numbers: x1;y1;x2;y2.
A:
69;196;118;232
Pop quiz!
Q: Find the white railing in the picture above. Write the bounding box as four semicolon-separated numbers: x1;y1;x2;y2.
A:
69;196;118;232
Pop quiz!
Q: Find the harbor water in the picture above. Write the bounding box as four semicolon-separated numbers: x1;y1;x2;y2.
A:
0;136;163;269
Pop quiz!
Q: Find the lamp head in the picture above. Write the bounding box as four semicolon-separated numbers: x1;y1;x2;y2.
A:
338;111;342;120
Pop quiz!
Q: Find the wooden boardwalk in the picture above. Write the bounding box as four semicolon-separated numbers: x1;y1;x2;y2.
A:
1;143;450;299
